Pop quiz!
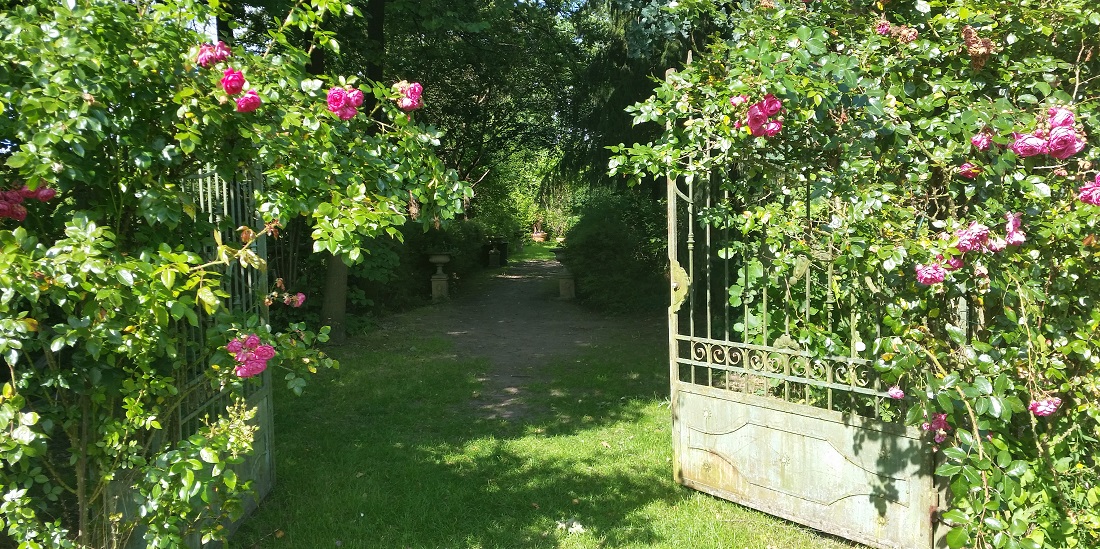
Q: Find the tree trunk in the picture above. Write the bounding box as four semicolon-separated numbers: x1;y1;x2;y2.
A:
321;257;349;342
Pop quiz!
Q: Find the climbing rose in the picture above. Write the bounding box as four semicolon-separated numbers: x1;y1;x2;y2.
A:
1005;231;1025;246
226;339;243;354
235;359;268;378
875;20;891;36
957;162;981;179
295;292;306;307
897;27;918;44
1048;106;1075;128
986;236;1007;251
1005;212;1022;234
253;344;276;361
244;334;261;350
235;89;261;113
761;94;782;116
970;132;992;151
1046;126;1086;160
915;263;946;285
762;119;783;137
327;87;348;111
33;187;56;201
729;94;749;107
220;68;245;96
394;80;424;111
196;41;231;68
921;413;951;443
1028;397;1062;417
347;88;365;108
337;105;357;121
886;386;905;399
1079;175;1100;206
955;222;990;253
746;103;768;131
944;256;963;271
1011;132;1048;157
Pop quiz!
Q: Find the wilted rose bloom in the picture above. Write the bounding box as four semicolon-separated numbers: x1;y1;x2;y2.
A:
897;27;918;44
915;262;946;285
921;412;951;443
974;264;989;278
1011;132;1048;157
1005;231;1026;246
1046;126;1086;160
327;87;348;111
729;94;749;107
212;41;231;63
746;103;768;130
986;236;1007;252
970;132;992;151
763;119;783;137
1048;106;1075;128
875;20;891;36
761;93;782;116
1079;176;1100;206
955;222;990;253
348;88;365;107
886;386;905;399
1028;397;1062;416
236;89;261;113
196;43;217;67
957;162;982;179
221;68;245;96
9;204;26;221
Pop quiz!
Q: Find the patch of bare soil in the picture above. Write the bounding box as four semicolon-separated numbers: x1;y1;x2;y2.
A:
411;258;664;420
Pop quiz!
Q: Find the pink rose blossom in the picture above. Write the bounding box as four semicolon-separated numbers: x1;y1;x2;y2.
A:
762;119;783;137
921;413;951;443
944;256;963;271
1046;126;1086;160
235;89;261;113
915;263;946;285
1011;132;1048;157
1079;176;1100;206
244;334;261;350
347;88;365;107
295;292;306;307
33;187;56;201
1028;397;1062;417
1005;231;1026;246
394;80;424;111
970;132;992;151
226;339;243;354
957;162;982;179
886;386;905;399
986;236;1007;252
196;44;217;67
8;204;26;222
875;20;891;36
337;105;358;121
1005;212;1022;234
761;94;782;116
220;68;245;96
253;344;276;361
1048;106;1075;128
954;222;990;253
746;103;768;131
729;94;749;107
327;87;348;111
212;41;231;63
235;359;268;378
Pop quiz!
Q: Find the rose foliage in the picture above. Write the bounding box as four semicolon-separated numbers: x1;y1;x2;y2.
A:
0;0;469;547
612;1;1099;548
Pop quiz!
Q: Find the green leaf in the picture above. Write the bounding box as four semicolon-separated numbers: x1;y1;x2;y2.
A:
197;286;219;315
945;324;967;345
946;526;970;549
199;447;219;464
1004;460;1028;477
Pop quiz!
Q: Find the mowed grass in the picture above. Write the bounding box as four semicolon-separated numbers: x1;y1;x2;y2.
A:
231;310;862;549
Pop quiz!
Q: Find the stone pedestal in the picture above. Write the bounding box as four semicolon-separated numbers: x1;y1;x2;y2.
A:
488;249;500;268
557;272;575;300
431;272;449;301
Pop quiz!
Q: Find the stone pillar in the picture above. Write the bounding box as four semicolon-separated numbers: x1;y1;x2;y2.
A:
431;271;449;301
558;271;575;300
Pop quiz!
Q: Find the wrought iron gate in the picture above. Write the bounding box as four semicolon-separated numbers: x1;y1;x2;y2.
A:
667;169;944;549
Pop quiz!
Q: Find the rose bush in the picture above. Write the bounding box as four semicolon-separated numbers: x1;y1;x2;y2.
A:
0;0;469;546
613;1;1098;547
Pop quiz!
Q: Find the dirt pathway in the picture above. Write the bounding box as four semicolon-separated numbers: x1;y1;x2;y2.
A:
415;258;663;420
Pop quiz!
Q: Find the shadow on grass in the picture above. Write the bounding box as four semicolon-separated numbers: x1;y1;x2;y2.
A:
230;321;689;548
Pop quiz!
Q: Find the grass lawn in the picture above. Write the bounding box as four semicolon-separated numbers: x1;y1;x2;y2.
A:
230;308;862;549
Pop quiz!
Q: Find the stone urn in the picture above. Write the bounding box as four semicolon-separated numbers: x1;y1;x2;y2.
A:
427;252;452;300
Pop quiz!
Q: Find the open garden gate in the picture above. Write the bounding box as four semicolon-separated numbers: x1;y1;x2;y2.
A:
666;168;944;549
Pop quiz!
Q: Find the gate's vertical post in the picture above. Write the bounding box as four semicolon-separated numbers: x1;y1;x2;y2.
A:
666;63;682;485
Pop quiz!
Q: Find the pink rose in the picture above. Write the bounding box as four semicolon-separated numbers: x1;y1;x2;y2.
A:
915;263;946;285
348;88;364;107
196;44;217;68
1048;106;1075;128
235;359;268;378
327;87;348;111
1079;176;1100;206
394;80;425;111
226;339;243;354
762;119;783;137
1028;397;1062;417
875;20;891;36
9;204;26;221
1005;231;1026;246
746;103;768;130
253;344;276;361
235;89;261;113
970;132;991;151
212;41;231;63
944;256;963;271
221;68;245;96
295;292;306;307
761;93;782;116
1046;126;1086;160
729;94;749;107
337;105;358;121
1011;132;1048;157
244;334;261;350
0;202;10;218
886;386;905;399
955;222;990;253
957;162;981;179
986;236;1007;252
33;187;56;201
1004;212;1022;234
